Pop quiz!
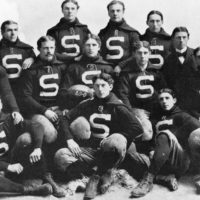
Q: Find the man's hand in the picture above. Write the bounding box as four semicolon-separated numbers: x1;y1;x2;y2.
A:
29;148;42;163
7;163;23;174
44;110;58;122
114;65;121;76
22;57;34;69
12;112;23;125
67;139;82;157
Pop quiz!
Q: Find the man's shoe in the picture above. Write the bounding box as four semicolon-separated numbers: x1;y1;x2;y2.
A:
43;172;66;198
84;174;100;200
99;169;116;194
23;183;53;196
130;172;154;198
155;174;178;191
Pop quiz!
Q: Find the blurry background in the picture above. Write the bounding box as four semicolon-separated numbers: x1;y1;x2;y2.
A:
1;0;199;53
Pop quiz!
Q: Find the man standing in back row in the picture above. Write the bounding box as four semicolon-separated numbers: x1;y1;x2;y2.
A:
99;0;140;75
47;0;90;62
0;20;35;111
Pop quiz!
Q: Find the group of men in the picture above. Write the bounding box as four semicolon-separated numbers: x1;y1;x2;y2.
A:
0;0;200;199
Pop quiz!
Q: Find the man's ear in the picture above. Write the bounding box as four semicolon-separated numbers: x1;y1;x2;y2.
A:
109;84;113;91
174;97;177;104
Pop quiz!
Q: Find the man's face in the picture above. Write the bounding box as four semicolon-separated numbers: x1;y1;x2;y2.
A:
39;40;55;62
159;92;176;111
147;14;163;33
195;50;200;66
62;2;78;22
84;38;100;58
173;31;189;50
2;23;18;42
108;3;124;22
135;47;150;69
93;78;113;99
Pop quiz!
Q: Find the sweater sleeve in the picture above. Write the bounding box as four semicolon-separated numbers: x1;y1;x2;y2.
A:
118;31;140;69
22;70;47;114
0;66;19;112
115;105;143;147
116;73;132;109
0;160;9;171
27;48;36;59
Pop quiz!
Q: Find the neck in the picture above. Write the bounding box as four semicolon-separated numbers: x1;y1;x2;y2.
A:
176;47;187;53
64;17;76;23
138;63;148;71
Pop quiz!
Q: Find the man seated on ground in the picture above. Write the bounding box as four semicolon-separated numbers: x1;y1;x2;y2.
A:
54;72;144;199
0;98;52;197
130;88;200;198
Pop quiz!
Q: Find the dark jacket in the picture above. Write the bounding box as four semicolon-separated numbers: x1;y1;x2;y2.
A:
65;93;143;148
117;59;167;112
155;106;200;150
0;38;35;101
141;28;171;70
47;18;90;61
99;19;140;69
22;56;67;115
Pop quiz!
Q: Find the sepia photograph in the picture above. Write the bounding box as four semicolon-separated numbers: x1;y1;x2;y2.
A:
0;0;200;199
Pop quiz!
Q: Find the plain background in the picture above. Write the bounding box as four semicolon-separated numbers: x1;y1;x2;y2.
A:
0;0;200;53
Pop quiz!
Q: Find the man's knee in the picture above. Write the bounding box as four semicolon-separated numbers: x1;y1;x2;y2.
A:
31;114;57;143
54;148;78;172
100;133;127;158
188;128;200;151
15;132;32;148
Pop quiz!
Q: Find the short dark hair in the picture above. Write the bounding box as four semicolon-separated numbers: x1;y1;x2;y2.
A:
107;0;125;11
194;46;200;56
171;27;190;38
1;20;18;33
83;34;101;48
133;41;151;52
147;10;163;22
92;73;114;85
37;35;55;50
158;88;176;98
61;0;79;10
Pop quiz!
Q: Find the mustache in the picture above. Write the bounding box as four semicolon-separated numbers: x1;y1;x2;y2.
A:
46;53;53;56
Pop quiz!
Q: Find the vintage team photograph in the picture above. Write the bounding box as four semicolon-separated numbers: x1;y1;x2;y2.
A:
0;0;200;199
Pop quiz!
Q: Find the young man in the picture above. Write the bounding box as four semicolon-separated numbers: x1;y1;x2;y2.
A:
0;99;52;197
130;88;200;197
98;0;140;75
0;20;35;110
47;0;90;62
58;34;113;109
54;72;143;199
141;10;171;70
162;27;195;97
117;41;167;141
21;37;69;197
